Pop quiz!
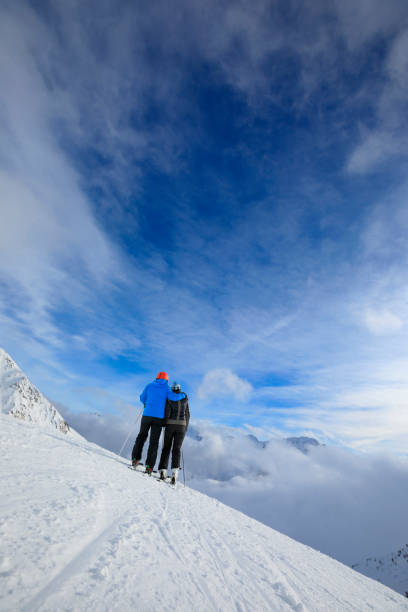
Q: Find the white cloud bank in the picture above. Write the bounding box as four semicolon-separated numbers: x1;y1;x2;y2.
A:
177;427;408;567
197;369;253;401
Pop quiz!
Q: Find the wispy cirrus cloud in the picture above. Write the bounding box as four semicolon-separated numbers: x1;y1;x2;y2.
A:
0;5;126;356
347;25;408;173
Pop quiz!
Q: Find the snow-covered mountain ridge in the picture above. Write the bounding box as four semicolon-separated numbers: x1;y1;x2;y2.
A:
188;427;321;454
0;347;71;434
353;545;408;598
245;433;320;453
1;412;407;611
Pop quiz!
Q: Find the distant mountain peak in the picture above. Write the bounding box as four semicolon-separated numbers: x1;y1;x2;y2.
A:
0;348;71;434
187;428;321;454
285;436;320;454
246;433;321;453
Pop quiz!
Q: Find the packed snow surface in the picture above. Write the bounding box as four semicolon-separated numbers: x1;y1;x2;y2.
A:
1;414;407;611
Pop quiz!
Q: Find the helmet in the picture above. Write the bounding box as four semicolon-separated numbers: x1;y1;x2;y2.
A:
156;371;169;381
171;381;181;392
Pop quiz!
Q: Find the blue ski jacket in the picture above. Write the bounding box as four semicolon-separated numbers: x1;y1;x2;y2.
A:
166;390;187;402
140;379;171;418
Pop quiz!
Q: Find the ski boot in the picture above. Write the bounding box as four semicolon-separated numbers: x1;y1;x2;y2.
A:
145;465;153;476
171;467;179;485
131;459;139;470
159;469;167;481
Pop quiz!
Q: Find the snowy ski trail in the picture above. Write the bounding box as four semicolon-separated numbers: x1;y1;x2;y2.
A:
1;414;408;611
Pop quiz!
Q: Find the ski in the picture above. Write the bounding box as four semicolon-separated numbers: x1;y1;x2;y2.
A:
128;464;145;473
157;476;177;488
128;464;160;479
128;464;178;487
127;463;181;488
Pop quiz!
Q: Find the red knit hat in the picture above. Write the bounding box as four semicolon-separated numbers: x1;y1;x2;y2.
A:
156;371;169;381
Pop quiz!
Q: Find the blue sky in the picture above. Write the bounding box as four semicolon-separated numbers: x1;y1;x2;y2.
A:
1;0;408;452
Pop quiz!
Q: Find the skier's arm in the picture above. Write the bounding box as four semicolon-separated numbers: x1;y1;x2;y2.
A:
185;400;190;429
164;398;170;421
140;385;148;405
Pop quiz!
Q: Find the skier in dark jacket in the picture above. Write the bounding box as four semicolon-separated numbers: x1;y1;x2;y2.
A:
131;372;171;474
158;381;190;484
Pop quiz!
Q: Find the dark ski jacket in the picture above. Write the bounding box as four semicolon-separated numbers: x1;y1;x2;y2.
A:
140;379;171;419
165;391;190;428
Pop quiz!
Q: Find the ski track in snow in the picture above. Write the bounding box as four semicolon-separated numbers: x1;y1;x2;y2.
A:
1;414;408;611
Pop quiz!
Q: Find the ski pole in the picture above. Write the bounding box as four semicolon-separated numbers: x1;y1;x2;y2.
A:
118;409;143;458
182;449;186;487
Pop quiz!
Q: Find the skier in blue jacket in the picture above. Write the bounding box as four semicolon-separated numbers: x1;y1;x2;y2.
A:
131;372;171;474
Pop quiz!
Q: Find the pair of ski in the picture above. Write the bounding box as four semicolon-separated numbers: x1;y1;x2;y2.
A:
128;463;177;486
158;473;178;487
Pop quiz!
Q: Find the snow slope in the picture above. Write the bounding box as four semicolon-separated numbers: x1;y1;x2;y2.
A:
1;414;407;611
353;546;408;598
0;348;70;434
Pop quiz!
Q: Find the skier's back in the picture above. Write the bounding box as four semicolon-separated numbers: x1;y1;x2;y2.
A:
158;381;190;484
131;372;170;473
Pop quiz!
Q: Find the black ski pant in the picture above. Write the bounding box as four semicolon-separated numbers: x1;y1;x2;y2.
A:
132;416;164;469
158;424;186;470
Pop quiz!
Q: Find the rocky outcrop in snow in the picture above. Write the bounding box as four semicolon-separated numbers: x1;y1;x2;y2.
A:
0;348;70;434
353;544;408;598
